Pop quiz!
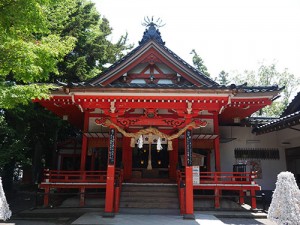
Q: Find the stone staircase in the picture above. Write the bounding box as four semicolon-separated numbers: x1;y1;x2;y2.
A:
119;183;179;214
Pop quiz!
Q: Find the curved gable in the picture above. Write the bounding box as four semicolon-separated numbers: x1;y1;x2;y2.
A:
89;24;217;88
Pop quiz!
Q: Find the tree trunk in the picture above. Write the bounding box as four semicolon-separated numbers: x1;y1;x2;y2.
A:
51;128;59;170
32;140;43;184
2;160;15;192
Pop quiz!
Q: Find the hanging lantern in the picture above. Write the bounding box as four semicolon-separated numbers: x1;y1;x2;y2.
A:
138;135;143;149
157;137;163;151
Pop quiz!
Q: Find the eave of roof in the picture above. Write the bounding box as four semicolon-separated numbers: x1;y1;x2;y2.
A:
87;23;218;87
281;92;300;117
56;80;282;95
253;110;300;135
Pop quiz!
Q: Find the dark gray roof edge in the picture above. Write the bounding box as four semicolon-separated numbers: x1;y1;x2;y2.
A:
252;110;300;134
281;91;300;117
86;38;218;87
54;80;284;94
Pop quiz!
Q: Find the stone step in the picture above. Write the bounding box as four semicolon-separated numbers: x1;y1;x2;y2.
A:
119;202;179;209
122;185;177;193
120;196;178;203
120;183;179;210
121;191;177;197
118;208;180;215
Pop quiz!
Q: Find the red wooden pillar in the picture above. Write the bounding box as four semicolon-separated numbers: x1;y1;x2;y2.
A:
122;137;132;180
169;138;178;180
213;113;221;172
80;112;89;171
184;129;195;219
43;186;50;207
250;189;257;209
239;190;245;205
214;188;220;208
104;127;117;217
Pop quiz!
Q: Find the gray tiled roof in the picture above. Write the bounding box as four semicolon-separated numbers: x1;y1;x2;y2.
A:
57;79;282;94
253;91;300;134
87;23;218;87
281;92;300;117
253;111;300;134
57;23;283;94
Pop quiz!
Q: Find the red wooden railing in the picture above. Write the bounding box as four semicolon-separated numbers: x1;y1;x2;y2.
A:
177;170;258;185
43;170;107;183
43;169;123;183
176;170;260;210
40;169;124;209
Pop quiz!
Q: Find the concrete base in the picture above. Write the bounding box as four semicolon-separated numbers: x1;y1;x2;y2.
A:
102;212;115;218
183;214;195;220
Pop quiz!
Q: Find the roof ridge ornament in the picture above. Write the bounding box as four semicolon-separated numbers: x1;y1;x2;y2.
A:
142;16;166;28
139;16;165;45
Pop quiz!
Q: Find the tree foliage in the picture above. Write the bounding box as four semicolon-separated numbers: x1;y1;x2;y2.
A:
0;0;76;83
50;0;133;82
0;0;133;108
0;0;76;110
218;70;230;86
231;62;300;117
190;49;210;77
0;0;133;187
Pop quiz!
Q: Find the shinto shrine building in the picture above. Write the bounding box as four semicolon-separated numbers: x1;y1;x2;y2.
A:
36;22;285;218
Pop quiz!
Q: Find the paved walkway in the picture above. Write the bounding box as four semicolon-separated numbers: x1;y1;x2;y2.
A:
72;213;224;225
1;213;276;225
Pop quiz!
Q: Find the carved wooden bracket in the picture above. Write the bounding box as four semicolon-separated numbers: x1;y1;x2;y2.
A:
95;117;107;126
162;119;185;128
141;53;162;65
193;119;208;128
117;118;140;127
144;108;158;118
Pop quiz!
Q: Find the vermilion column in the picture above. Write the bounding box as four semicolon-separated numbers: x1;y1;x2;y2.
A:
122;137;132;180
213;113;221;172
169;138;178;180
104;127;117;217
80;112;89;170
184;129;195;219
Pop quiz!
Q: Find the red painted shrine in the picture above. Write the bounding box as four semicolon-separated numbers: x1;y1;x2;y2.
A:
36;22;281;218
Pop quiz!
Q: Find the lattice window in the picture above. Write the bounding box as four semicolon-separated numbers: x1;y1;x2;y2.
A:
234;148;280;160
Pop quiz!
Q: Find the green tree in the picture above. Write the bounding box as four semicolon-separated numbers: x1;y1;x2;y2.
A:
190;49;210;77
0;0;133;188
231;62;300;116
51;0;133;82
0;0;76;109
218;70;230;85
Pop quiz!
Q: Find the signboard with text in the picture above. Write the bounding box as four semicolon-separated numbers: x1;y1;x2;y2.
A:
193;166;200;184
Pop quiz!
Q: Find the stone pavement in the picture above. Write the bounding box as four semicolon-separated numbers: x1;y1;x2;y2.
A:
0;209;277;225
72;213;224;225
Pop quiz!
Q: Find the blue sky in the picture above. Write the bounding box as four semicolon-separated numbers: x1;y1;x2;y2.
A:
93;0;300;80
